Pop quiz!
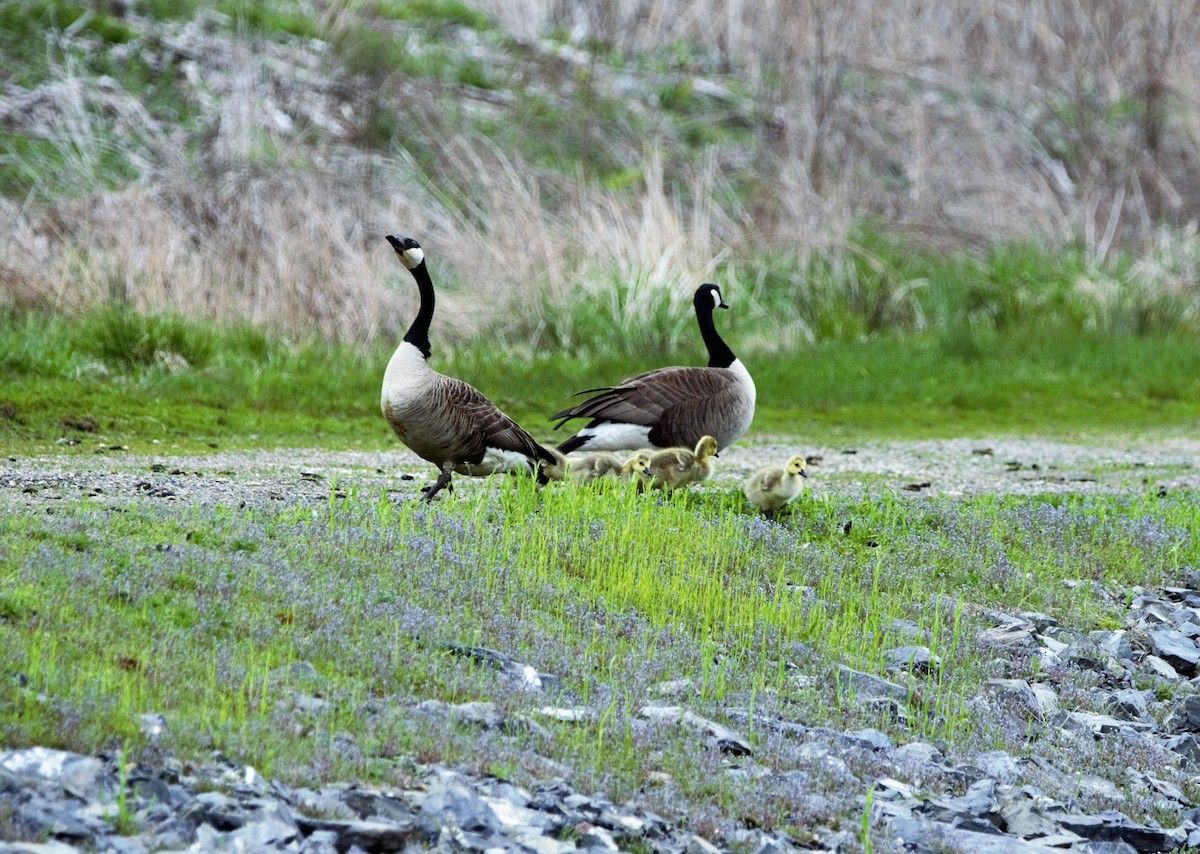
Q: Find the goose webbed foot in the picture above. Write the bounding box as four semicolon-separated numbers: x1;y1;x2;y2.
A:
421;468;454;502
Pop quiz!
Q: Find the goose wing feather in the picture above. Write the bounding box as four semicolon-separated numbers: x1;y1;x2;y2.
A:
751;468;784;493
423;375;555;466
552;366;740;447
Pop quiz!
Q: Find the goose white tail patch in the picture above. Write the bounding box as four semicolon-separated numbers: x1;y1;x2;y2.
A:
570;423;653;452
458;447;539;477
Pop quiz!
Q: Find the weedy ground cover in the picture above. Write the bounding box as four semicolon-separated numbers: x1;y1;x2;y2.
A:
1;478;1195;833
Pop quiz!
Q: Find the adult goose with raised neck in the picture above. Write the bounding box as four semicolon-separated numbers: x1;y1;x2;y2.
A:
551;283;755;454
381;235;560;500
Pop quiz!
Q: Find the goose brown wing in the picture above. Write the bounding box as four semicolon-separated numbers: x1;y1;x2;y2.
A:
440;377;556;466
553;367;719;425
643;369;748;447
553;366;742;448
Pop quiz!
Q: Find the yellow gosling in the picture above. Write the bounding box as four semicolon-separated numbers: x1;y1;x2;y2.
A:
743;455;808;519
646;435;719;492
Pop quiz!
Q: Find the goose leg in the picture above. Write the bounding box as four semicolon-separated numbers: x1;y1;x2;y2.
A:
421;463;454;502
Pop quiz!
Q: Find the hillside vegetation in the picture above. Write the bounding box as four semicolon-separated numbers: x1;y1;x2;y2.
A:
1;0;1199;349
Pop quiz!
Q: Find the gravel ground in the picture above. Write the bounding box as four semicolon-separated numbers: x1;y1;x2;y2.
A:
2;436;1197;509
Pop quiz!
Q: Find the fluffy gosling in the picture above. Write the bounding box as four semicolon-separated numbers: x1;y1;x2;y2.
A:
646;435;719;492
621;451;653;489
743;455;808;519
568;450;652;484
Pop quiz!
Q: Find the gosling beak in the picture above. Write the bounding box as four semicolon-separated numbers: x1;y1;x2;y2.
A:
800;470;809;478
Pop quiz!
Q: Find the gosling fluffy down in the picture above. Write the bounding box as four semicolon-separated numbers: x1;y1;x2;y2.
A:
646;435;719;492
743;455;808;518
568;451;652;485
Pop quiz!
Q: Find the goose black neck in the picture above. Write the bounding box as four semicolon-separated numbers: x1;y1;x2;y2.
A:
402;261;434;360
696;302;735;368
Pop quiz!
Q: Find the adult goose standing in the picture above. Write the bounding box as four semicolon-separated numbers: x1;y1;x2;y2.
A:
551;283;755;454
381;235;560;501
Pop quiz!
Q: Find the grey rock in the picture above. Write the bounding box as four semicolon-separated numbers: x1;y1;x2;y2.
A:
576;822;620;851
983;678;1044;721
887;617;928;643
724;710;807;739
1141;654;1181;683
1165;695;1200;733
536;705;595;723
883;645;940;675
1063;636;1108;668
450;701;507;730
889;815;1065;852
1148;629;1200;674
1091;629;1135;660
834;665;910;704
893;741;943;765
979;618;1038;648
0;748;111;801
1107;688;1151;721
1164;733;1200;765
996;796;1063;840
637;706;753;755
685;834;722;854
299;829;341;853
1139;774;1191;806
223;813;301;850
1019;611;1058;631
297;815;435;850
1029;683;1060;716
970;751;1021;784
421;779;502;835
836;728;893;752
341;788;418;823
1056;811;1188;852
915;778;1001;830
1078;843;1139;854
1055;710;1156;735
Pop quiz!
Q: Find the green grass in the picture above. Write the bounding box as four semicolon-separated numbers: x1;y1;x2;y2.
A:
1;307;1198;456
1;477;1195;834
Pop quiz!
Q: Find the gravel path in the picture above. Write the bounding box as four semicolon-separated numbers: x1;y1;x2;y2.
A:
2;436;1197;508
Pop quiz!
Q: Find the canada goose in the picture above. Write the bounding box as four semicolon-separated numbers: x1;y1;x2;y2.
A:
381;235;560;501
551;284;755;454
646;435;719;492
743;456;808;519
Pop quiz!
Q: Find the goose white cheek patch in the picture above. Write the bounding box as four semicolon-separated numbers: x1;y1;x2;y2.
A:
399;246;425;269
